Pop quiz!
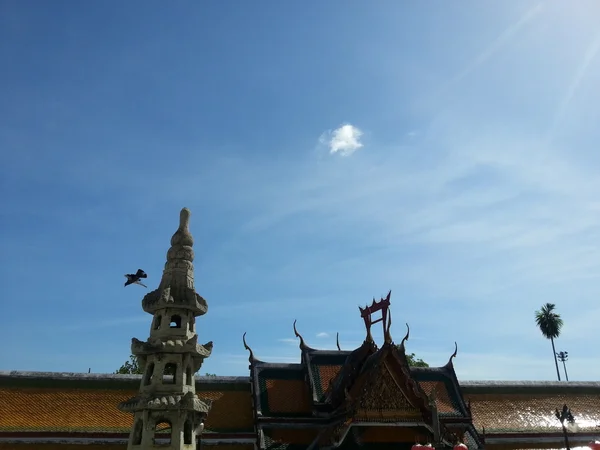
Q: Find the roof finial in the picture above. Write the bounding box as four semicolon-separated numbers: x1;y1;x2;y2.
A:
170;207;194;249
180;207;190;229
400;323;410;349
242;332;256;363
336;332;341;351
383;309;393;344
445;342;458;367
293;320;308;349
162;207;196;290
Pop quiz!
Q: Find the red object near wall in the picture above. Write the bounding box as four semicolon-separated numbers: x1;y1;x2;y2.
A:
588;441;600;450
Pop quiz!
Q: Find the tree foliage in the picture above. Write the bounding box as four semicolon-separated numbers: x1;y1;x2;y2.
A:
115;355;143;374
405;352;429;368
535;303;563;339
535;303;564;381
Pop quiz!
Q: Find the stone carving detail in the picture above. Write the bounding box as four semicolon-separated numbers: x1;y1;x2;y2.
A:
356;362;418;412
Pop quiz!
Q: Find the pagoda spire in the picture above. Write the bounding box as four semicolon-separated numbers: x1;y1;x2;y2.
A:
119;207;213;449
161;207;195;291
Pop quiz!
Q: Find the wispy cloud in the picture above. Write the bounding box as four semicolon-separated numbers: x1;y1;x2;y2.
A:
316;332;329;338
549;31;600;141
319;124;364;156
450;2;544;86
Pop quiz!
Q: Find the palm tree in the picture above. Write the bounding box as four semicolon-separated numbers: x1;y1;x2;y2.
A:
535;303;564;381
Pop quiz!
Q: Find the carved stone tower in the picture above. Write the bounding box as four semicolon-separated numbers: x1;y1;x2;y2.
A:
119;208;213;449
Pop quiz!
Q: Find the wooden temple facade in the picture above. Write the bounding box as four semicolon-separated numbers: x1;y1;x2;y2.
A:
0;293;599;449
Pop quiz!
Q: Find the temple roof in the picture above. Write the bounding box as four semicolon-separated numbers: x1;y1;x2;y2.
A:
0;371;254;445
0;371;599;447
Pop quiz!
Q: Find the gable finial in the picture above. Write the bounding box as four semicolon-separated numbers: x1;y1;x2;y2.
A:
445;342;458;367
242;332;255;363
383;308;393;344
336;332;342;351
400;323;410;349
293;319;308;350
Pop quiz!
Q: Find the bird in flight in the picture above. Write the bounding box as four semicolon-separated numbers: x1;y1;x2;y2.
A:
124;269;148;288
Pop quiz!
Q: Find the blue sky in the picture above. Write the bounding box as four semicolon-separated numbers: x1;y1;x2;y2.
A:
1;1;600;381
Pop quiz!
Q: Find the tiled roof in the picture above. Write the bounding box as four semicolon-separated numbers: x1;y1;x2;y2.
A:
2;371;599;442
0;387;135;433
411;366;468;418
461;381;600;436
0;372;254;435
254;363;312;417
263;346;469;420
199;389;254;432
303;350;351;401
466;391;600;433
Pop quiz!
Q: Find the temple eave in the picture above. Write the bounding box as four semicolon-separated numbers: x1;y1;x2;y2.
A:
118;395;212;414
141;297;208;316
131;338;213;358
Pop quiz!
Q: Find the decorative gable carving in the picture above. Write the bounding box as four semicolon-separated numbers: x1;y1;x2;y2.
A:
351;360;424;421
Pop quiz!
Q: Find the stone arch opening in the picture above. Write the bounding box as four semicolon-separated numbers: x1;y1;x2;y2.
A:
163;363;177;384
143;362;155;386
184;419;193;445
153;419;172;445
186;365;193;386
169;315;182;328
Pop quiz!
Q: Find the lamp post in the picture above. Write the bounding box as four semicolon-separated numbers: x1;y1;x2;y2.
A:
555;404;575;450
556;351;569;381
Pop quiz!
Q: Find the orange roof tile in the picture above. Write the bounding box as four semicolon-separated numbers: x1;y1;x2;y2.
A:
418;380;461;415
468;392;600;433
0;388;134;432
264;380;311;415
0;387;254;433
317;365;342;396
200;390;254;432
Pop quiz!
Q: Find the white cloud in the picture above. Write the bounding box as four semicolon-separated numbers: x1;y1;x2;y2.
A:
316;332;329;338
320;123;364;156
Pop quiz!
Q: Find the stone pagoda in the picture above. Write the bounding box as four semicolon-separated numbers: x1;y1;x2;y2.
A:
119;207;213;449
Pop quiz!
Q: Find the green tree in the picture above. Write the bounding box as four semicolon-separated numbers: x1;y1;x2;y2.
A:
115;355;143;374
535;303;563;381
406;352;429;368
394;348;429;367
205;373;217;377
